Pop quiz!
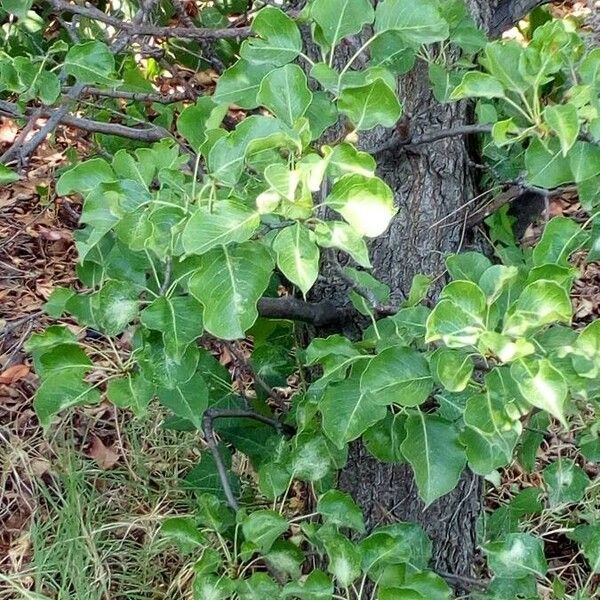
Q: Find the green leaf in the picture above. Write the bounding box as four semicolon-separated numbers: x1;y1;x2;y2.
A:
484;533;548;578
317;489;365;533
160;517;205;550
446;252;492;283
363;412;406;463
242;510;288;553
310;0;374;50
480;41;528;93
337;78;402;131
581;48;600;87
326;173;396;238
525;138;573;188
325;143;376;178
371;31;416;75
404;273;432;307
240;6;302;66
265;540;304;579
544;104;580;156
56;158;115;196
503;280;572;337
257;64;312;126
188;241;274;340
1;0;33;18
461;392;522;475
374;0;449;45
273;223;320;296
97;280;138;336
568;141;600;183
314;221;371;268
139;333;199;390
401;413;466;505
430;348;473;392
177;97;228;152
378;588;425;600
320;379;387;448
426;282;487;348
306;91;339;140
184;451;239;501
0;164;19;186
321;531;362;588
399;571;452;600
34;376;101;427
282;570;333;600
157;374;209;430
213;60;274;109
237;573;280;600
532;217;587;266
543;459;590;507
360;346;432;406
511;358;568;427
106;373;155;416
451;72;505;100
182;200;260;256
569;525;600;573
64;41;116;85
43;287;74;318
193;574;235;600
140;296;203;357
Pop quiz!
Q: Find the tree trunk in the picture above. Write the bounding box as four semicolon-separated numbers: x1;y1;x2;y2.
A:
306;0;546;584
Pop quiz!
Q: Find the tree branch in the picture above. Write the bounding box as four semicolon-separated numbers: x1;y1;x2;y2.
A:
202;408;294;512
489;0;551;38
0;99;170;143
48;0;252;40
257;296;349;327
371;124;493;156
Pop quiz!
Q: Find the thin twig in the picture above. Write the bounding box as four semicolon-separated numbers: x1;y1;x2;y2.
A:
49;0;252;40
74;86;194;104
202;408;294;512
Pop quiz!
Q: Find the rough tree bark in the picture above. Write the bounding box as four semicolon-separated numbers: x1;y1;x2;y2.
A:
302;0;549;585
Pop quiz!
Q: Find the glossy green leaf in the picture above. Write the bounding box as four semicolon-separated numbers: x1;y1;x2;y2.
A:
320;379;387;448
282;570;333;600
543;458;590;507
140;296;203;357
314;221;371;268
532;217;587;267
310;0;374;50
363;412;406;463
337;78;402;131
401;413;466;505
568;141;600;182
484;533;548;578
326;173;396;238
157;374;209;430
177;97;228;152
64;41;116;85
188;242;274;340
544;104;580;156
525;138;573;188
273;223;320;295
56;158;115;196
193;574;235;600
446;252;492;283
503;280;572;337
182;200;260;256
106;373;155;416
237;573;280;600
360;346;432;406
321;531;361;588
461;392;522;475
213;60;273;109
1;0;33;18
374;0;449;45
159;517;205;550
257;64;312;126
317;489;365;533
97;280;138;335
0;164;19;186
34;376;101;427
451;72;505;99
240;6;302;66
511;358;568;427
242;510;288;553
430;348;473;392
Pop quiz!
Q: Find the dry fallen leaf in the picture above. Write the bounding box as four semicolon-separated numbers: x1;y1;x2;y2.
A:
0;364;30;385
87;435;120;470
